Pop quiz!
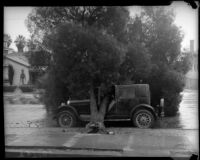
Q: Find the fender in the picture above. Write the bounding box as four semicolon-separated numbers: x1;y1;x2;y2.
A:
130;104;157;119
55;104;80;120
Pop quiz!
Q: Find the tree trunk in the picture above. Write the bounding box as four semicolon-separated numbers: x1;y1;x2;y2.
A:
86;85;110;134
96;96;109;133
89;85;98;122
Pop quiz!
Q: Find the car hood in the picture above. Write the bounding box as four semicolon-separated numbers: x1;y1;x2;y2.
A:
68;99;90;105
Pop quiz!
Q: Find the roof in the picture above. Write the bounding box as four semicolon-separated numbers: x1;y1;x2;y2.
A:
4;52;30;67
185;70;198;79
7;52;29;59
29;66;48;72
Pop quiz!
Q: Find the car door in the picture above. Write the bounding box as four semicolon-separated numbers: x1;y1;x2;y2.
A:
104;85;118;119
115;85;139;119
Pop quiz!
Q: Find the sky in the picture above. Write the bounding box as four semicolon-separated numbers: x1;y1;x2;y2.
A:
4;3;199;52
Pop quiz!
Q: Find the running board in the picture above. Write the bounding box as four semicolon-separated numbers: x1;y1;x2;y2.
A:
79;115;130;121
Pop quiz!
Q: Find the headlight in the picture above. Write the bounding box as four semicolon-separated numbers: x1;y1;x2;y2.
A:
160;98;164;107
67;100;70;105
160;98;165;118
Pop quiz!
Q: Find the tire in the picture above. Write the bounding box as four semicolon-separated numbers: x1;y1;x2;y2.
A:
57;110;77;128
132;109;155;128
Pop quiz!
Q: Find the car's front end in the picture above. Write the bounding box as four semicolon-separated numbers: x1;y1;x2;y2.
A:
154;98;165;119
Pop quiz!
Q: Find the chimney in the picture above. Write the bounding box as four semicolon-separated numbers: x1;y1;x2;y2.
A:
190;40;194;53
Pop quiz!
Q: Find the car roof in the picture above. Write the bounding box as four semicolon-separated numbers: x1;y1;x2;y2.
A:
115;84;149;88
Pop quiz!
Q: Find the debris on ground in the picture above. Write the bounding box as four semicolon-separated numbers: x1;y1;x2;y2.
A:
86;122;114;135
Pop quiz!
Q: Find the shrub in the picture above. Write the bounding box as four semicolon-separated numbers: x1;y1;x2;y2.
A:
163;91;182;116
162;70;185;93
3;85;17;92
19;85;34;93
148;64;165;107
161;70;185;116
35;70;66;113
149;67;185;116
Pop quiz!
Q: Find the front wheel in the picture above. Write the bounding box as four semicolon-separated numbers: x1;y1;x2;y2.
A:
57;111;76;128
132;109;155;128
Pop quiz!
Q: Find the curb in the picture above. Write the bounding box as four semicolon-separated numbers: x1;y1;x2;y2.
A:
6;146;197;158
5;146;122;157
5;151;118;157
6;145;123;152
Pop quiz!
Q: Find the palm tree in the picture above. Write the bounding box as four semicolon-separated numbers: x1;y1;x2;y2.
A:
14;35;26;52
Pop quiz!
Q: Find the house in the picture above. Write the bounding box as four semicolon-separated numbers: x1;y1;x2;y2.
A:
3;35;48;86
185;40;198;90
4;34;30;86
3;51;30;86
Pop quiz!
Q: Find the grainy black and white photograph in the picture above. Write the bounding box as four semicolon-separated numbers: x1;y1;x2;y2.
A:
4;2;199;158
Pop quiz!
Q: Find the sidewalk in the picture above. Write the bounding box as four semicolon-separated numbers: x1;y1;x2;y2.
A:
5;127;199;157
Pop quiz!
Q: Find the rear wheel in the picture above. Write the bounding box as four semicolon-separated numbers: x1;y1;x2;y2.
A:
57;111;77;128
133;109;155;128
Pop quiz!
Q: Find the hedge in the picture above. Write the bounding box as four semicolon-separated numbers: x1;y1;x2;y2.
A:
19;85;35;93
4;85;17;92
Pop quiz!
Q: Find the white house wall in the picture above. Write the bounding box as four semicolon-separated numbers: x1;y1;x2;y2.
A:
4;58;30;86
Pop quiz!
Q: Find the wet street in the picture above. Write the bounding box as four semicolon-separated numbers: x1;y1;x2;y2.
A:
179;89;198;129
4;89;199;129
4;104;50;128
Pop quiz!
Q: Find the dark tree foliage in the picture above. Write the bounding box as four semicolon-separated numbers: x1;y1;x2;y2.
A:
27;50;51;67
27;6;192;118
119;43;152;84
41;23;123;129
141;7;184;66
45;23;122;97
26;7;129;44
172;52;192;74
140;7;188;116
120;7;191;116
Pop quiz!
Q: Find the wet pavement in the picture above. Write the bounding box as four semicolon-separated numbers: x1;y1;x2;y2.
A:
5;128;199;157
4;104;52;128
179;89;199;129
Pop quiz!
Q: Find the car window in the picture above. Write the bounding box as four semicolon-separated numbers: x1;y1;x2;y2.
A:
117;85;136;99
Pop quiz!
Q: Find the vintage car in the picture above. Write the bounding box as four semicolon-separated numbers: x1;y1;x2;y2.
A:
54;84;164;128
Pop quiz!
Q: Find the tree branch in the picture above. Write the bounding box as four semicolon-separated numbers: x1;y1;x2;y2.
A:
99;96;109;115
81;6;86;26
89;84;98;121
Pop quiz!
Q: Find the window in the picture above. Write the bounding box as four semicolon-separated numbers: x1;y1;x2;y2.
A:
4;42;7;48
